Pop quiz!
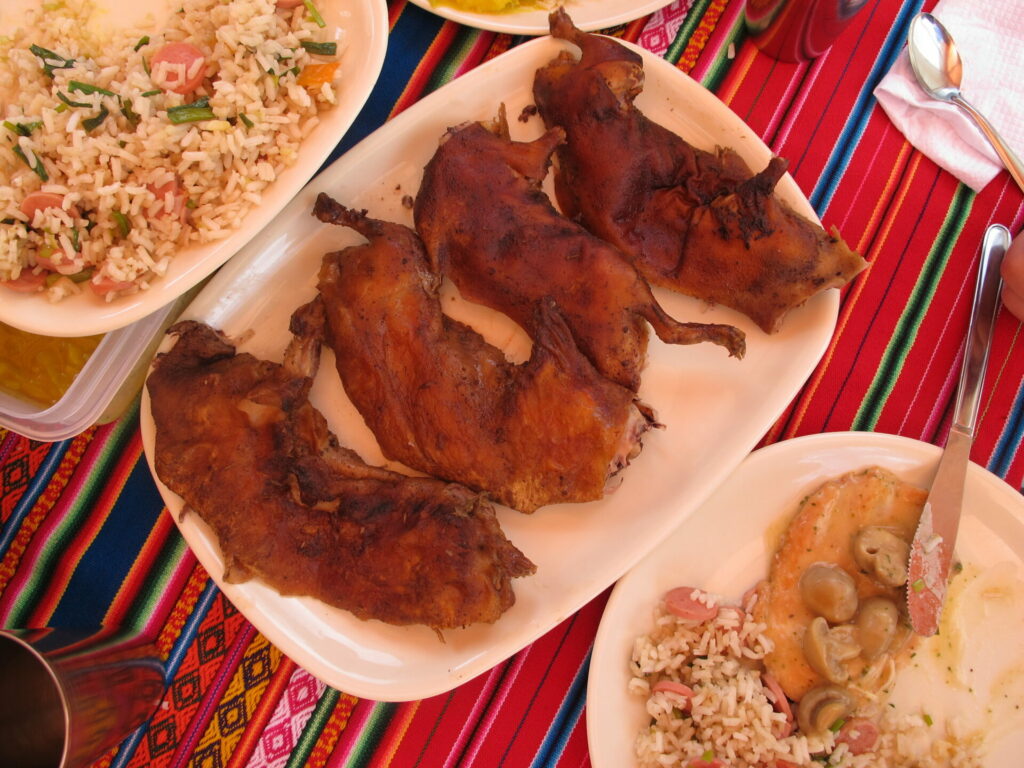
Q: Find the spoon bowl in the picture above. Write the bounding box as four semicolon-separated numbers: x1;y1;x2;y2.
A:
907;12;1024;192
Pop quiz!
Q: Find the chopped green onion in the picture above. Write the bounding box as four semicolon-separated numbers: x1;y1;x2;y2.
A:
82;105;109;132
120;100;141;126
111;210;131;238
69;269;93;283
911;578;925;592
69;81;116;97
829;718;846;732
134;35;150;51
238;112;254;128
700;749;715;762
185;199;197;210
57;91;92;109
141;89;162;97
70;227;80;251
12;145;48;181
30;44;75;76
166;98;215;124
923;713;933;726
142;57;150;76
303;0;326;27
45;268;94;287
3;120;43;136
55;103;69;114
300;41;336;55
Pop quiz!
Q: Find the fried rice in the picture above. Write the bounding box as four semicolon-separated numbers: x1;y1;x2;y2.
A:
0;0;343;301
629;588;984;767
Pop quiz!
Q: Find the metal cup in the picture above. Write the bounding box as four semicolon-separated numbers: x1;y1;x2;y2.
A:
0;628;165;768
745;0;873;62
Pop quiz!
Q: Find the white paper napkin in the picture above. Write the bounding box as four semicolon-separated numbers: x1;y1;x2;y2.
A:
873;0;1024;192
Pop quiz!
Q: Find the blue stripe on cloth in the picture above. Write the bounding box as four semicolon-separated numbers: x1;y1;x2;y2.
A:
808;0;924;215
48;457;167;627
108;578;220;768
164;577;220;682
529;647;591;768
0;439;70;560
990;380;1024;483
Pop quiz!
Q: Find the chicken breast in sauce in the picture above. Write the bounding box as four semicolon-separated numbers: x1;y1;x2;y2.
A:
755;467;927;703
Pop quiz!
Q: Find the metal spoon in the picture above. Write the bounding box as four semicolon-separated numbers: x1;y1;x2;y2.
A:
907;12;1024;193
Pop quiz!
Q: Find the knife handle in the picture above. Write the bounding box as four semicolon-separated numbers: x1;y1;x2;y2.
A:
954;224;1009;434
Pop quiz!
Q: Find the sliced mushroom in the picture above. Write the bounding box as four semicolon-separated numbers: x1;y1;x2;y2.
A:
803;616;861;683
796;684;856;737
799;562;858;623
852;527;909;587
856;596;900;659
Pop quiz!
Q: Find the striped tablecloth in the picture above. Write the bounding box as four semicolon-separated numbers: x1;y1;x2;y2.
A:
2;0;1023;765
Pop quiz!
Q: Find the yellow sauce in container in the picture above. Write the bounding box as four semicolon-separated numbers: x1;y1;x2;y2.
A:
0;323;103;408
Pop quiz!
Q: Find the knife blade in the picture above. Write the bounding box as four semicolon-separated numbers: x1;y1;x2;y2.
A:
906;223;1009;636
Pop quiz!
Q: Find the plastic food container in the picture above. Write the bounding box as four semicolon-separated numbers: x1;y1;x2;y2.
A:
0;297;186;442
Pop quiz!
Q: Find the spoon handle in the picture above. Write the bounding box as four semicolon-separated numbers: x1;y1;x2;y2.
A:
953;94;1024;193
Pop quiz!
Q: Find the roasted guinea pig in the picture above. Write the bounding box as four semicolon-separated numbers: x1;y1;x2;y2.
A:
533;9;867;334
146;309;534;631
413;113;744;393
312;193;652;514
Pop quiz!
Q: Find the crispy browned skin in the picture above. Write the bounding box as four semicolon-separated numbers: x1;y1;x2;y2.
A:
313;194;650;513
146;311;534;631
753;467;924;701
413;116;744;392
533;9;867;333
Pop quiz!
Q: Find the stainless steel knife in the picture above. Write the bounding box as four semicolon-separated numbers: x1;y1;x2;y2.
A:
906;223;1010;636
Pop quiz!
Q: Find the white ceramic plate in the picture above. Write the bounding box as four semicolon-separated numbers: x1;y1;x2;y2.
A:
405;0;675;36
0;0;388;338
588;432;1024;767
140;35;840;701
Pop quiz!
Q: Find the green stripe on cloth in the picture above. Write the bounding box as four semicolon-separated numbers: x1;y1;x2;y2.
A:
852;184;975;432
4;413;137;625
285;686;341;768
116;531;190;632
422;27;485;96
697;12;745;91
338;701;397;768
664;0;713;64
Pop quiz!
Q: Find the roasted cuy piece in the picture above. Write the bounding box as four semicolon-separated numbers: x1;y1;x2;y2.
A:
146;312;535;631
413;115;744;392
313;193;651;513
533;9;867;334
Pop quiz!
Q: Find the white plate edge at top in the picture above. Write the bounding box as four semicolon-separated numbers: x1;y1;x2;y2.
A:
140;34;840;701
586;431;1024;768
405;0;676;36
0;0;389;338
